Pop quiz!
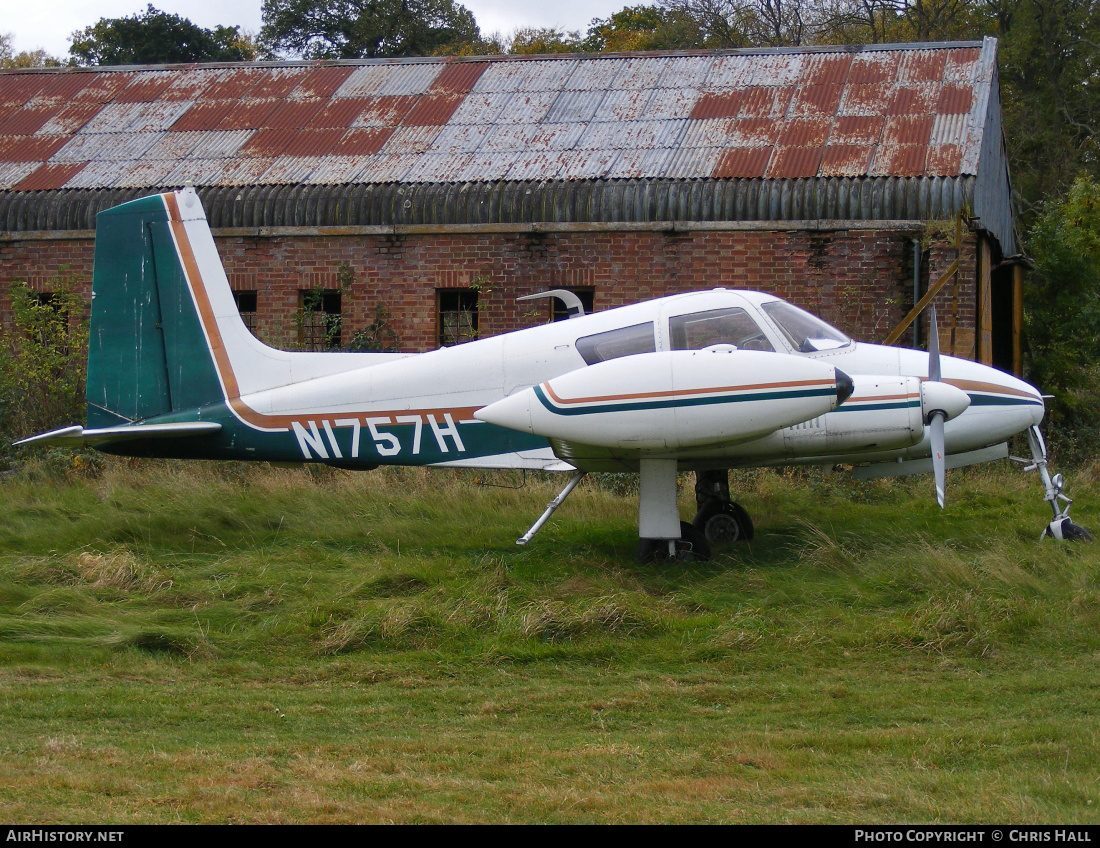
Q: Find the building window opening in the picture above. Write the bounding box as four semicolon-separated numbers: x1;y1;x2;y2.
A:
551;288;595;321
298;288;342;350
438;289;478;347
233;290;258;333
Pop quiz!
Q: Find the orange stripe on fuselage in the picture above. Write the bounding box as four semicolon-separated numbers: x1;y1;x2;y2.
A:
541;377;836;407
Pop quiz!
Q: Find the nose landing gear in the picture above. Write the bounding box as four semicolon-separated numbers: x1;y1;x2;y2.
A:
1016;425;1093;542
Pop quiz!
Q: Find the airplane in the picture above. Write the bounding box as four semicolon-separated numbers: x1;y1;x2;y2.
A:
16;187;1091;560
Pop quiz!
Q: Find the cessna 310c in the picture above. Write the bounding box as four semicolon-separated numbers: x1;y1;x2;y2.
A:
18;188;1090;559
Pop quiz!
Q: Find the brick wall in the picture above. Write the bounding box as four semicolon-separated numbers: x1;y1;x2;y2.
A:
0;225;977;354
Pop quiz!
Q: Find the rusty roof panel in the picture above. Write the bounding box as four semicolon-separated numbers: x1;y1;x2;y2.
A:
748;53;804;86
778;117;830;147
870;144;927;176
609;56;676;90
447;91;506;124
727;118;779;147
803;53;853;86
563;59;622;91
36;103;101;135
848;51;900;84
839;83;893;116
78;102;149;134
294;66;355;99
0;74;46;106
311;97;379;129
691;91;744;121
608;147;673;179
96;132;162;161
883;115;934;147
62;159;128;188
280;128;347;157
164;158;229;185
0;161;38;189
474;60;578;94
76;73;134;103
201;69;264;100
351;95;416;127
265;98;326;129
925;144;963;175
332;127;394;156
739;86;794;118
354;153;419;183
116;71;175;103
337;63;441;98
248;67;307;100
789;84;844;117
14;162;84;191
767;146;823;178
529;122;585;151
0;104;59;136
942;47;982;83
431;61;489;93
171;101;234;132
936;84;975;115
832;115;884;144
888;84;939;115
143;131;202;160
159;68;220;101
401;92;465;126
491;90;558;124
455;151;520;181
714;146;771;179
896;50;948;84
401;152;472;182
241;128;297;157
51;132;116;163
128;101;192;132
680;118;735;148
214;99;280;131
28;73;92;105
820;143;875;176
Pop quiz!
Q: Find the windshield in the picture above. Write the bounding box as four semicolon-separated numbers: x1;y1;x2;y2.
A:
761;301;851;352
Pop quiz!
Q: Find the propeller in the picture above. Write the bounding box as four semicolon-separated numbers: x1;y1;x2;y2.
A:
926;306;947;508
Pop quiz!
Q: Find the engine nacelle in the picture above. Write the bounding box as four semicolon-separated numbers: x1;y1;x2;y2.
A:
475;348;851;451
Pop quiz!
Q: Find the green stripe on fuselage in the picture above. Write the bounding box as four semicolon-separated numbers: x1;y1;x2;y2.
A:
533;384;836;416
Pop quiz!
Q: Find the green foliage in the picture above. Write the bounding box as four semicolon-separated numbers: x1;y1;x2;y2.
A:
1023;176;1100;454
345;304;400;352
582;5;708;51
507;27;586;55
0;33;62;68
69;4;258;66
0;279;88;458
260;0;481;59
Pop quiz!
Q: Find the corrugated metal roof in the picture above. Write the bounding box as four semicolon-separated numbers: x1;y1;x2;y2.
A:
0;40;1016;252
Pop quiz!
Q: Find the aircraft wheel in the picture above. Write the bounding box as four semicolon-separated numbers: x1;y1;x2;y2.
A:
693;501;754;545
640;521;711;563
1046;517;1094;541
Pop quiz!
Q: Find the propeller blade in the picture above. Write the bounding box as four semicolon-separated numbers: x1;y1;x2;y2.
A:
928;304;940;382
931;412;946;508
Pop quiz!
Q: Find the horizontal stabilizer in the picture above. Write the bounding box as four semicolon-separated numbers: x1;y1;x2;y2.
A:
15;422;222;448
851;443;1008;480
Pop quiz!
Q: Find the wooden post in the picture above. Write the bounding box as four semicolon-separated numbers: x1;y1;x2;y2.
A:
978;236;993;365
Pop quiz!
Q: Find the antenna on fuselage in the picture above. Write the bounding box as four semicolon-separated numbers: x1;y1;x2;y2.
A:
517;290;586;319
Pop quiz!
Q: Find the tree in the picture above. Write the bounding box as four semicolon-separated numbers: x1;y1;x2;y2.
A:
0;33;62;68
582;5;708;51
507;27;586;54
69;4;257;66
658;0;819;47
1022;177;1100;455
260;0;481;59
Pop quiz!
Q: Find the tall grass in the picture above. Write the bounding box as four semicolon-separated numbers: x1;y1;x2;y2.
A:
0;458;1097;822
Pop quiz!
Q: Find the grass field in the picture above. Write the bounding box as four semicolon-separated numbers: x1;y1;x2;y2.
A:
1;455;1098;824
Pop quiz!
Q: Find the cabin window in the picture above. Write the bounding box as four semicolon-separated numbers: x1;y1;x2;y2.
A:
233;290;258;333
669;307;774;352
438;288;479;346
576;322;656;365
298;288;342;350
761;301;850;352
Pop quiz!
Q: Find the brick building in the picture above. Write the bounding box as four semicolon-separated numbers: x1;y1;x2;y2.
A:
0;39;1021;370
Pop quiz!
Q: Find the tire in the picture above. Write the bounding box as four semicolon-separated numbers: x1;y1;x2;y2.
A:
640;521;712;563
692;500;754;545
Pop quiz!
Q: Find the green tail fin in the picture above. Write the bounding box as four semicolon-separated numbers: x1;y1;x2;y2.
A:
85;193;223;428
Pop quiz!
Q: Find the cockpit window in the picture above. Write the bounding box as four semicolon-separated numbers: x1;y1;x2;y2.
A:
576;322;656;365
669;307;774;352
761;301;851;352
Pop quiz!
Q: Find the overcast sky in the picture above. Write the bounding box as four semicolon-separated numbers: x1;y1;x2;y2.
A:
4;0;635;58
